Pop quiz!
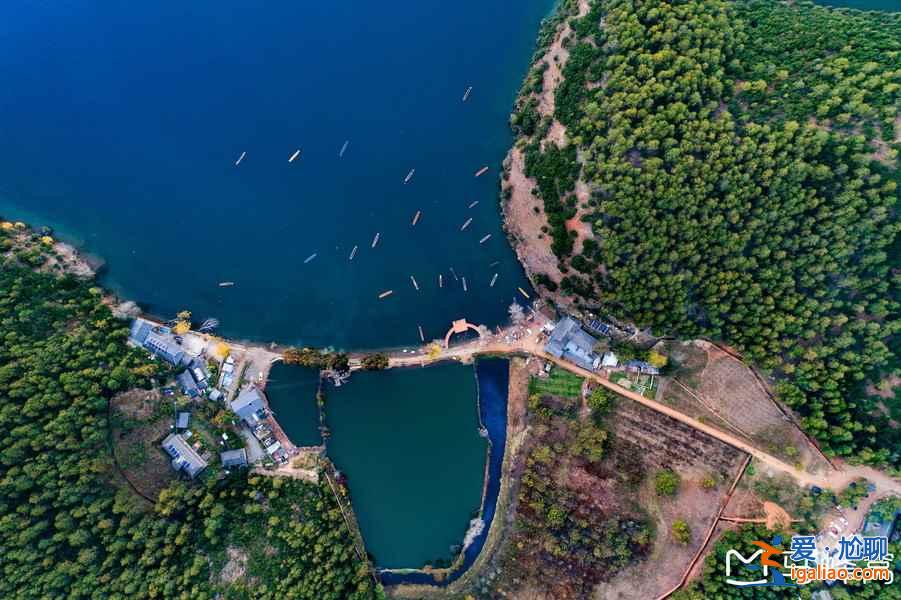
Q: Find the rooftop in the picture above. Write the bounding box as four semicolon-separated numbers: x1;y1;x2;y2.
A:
230;387;267;425
220;448;248;468
161;433;207;478
545;317;601;371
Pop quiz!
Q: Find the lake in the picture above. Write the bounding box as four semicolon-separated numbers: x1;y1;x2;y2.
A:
325;363;486;569
264;363;322;447
0;0;555;349
379;357;510;585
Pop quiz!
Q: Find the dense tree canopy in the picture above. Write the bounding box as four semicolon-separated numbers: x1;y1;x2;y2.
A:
513;0;900;466
0;240;378;598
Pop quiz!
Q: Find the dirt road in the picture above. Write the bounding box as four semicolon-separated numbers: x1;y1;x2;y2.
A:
379;327;901;498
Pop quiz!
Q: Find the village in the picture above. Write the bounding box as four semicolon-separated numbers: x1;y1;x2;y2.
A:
127;316;292;482
122;302;899;598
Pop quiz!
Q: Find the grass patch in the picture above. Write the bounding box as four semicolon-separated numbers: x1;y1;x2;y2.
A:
528;368;583;399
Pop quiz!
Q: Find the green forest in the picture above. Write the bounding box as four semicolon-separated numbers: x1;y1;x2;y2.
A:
512;0;900;466
0;235;379;598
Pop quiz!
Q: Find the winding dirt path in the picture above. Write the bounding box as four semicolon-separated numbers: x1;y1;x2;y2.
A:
379;327;901;498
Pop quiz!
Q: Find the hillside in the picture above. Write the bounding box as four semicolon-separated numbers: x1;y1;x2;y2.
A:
504;0;900;466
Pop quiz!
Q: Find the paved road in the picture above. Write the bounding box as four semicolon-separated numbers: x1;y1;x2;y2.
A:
379;327;901;498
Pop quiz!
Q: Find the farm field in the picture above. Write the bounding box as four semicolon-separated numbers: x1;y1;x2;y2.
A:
659;341;830;473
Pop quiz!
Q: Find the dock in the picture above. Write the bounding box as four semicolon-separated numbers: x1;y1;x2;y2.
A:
289;149;301;163
304;253;317;264
378;290;394;299
489;273;498;287
462;86;472;102
462;277;468;292
371;232;380;248
474;166;488;177
411;210;421;226
518;287;530;299
468;200;479;209
410;275;419;291
349;245;358;261
235;151;246;166
338;140;349;157
460;217;473;231
404;168;415;184
479;234;491;244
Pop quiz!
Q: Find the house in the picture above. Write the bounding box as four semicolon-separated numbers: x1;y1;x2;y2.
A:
161;433;207;478
189;358;209;386
176;412;190;430
176;371;199;397
230;387;267;427
601;351;619;368
623;360;660;375
544;316;601;371
130;318;188;366
208;388;224;402
220;448;248;469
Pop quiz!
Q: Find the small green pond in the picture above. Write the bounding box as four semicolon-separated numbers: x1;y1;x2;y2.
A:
325;363;487;569
265;362;322;447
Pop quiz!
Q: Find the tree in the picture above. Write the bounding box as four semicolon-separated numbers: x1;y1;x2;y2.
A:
361;353;389;370
508;301;526;325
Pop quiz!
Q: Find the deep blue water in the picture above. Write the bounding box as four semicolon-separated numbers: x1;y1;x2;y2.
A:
379;357;509;584
0;0;553;349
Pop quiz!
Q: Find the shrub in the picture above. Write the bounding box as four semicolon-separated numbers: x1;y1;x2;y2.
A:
654;469;681;497
671;519;691;544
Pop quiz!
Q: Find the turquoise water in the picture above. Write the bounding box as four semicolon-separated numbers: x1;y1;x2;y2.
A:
381;358;510;584
813;0;899;10
264;363;322;447
325;364;486;568
0;0;554;349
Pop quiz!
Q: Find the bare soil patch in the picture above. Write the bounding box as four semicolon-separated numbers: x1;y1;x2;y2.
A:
593;401;745;599
662;341;829;473
503;147;565;286
110;388;174;501
218;546;249;584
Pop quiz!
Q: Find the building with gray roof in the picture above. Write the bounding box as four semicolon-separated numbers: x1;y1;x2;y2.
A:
220;448;248;469
176;412;190;430
161;433;207;479
130;318;188;366
544;316;601;371
176;371;199;397
230;387;267;427
624;360;661;375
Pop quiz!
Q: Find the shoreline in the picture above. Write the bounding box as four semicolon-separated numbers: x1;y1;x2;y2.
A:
379;357;510;589
500;0;590;308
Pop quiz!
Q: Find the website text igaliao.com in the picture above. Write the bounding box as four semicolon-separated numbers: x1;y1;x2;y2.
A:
790;564;894;585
